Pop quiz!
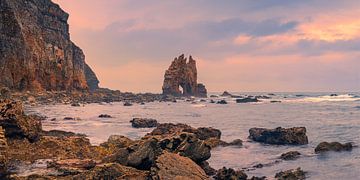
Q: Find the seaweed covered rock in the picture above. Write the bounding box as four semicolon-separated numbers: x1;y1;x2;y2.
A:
151;151;208;180
249;127;308;145
315;142;353;153
0;99;42;141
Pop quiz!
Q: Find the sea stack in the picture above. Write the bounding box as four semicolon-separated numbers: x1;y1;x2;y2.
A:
162;54;207;97
0;0;99;91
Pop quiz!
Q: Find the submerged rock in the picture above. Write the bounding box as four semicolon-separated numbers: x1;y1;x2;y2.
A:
151;151;208;180
217;100;228;104
162;54;207;97
98;114;112;118
0;99;42;142
130;118;158;128
215;167;248;180
236;97;259;103
315;142;353;153
275;167;306;180
280;151;301;160
249;127;308;145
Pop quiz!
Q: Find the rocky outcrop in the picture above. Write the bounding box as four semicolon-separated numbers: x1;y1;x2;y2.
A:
249;127;308;145
0;99;42;141
162;54;207;97
315;142;353;153
130;118;158;128
0;0;99;91
215;167;248;180
275;167;306;180
151;151;209;180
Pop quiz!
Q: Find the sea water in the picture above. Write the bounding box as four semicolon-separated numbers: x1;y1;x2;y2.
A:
26;93;360;179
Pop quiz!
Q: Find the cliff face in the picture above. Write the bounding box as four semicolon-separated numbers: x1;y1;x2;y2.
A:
0;0;99;91
162;54;207;97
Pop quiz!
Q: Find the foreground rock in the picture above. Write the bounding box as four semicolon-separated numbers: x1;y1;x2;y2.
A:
0;126;8;178
275;167;306;180
130;118;158;128
315;142;353;153
151;151;208;180
162;54;207;97
0;99;42;142
0;0;99;91
280;151;301;160
215;167;247;180
249;127;308;145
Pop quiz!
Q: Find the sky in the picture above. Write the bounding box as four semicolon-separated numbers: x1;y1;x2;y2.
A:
53;0;360;93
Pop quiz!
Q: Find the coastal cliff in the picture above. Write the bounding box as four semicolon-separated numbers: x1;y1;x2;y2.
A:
0;0;99;91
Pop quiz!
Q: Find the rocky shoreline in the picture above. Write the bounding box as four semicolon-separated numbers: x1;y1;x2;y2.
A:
0;99;355;179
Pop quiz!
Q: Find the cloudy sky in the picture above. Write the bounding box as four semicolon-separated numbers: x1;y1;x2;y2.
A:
53;0;360;93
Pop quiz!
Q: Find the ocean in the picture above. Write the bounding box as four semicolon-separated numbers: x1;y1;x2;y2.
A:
26;92;360;179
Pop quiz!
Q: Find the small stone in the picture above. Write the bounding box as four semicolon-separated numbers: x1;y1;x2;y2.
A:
280;151;301;160
98;114;112;118
217;100;228;104
275;167;306;180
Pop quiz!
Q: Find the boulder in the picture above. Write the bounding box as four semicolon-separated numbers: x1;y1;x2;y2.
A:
130;118;158;128
275;167;306;180
124;102;133;106
0;99;42;142
162;54;207;97
214;167;248;180
315;142;353;153
98;114;112;118
151;151;208;180
249;127;308;145
198;161;216;176
100;135;134;152
236;97;260;103
126;138;162;170
280;151;301;160
73;163;149;180
221;91;232;97
148;123;193;137
217;100;228;104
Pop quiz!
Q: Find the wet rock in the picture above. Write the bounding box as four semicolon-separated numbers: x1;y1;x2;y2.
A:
249;127;308;145
250;176;267;180
221;91;232;97
124;102;133;106
0;126;8;178
275;167;306;180
151;151;208;180
127;138;162;170
210;100;216;103
130;118;158;128
205;138;243;148
162;54;207;97
0;99;42;142
48;158;97;174
280;151;301;160
198;161;216;176
270;100;282;103
98;114;112;118
315;142;353;153
236;97;259;103
41;130;86;138
210;95;219;98
148;123;193;136
215;167;248;180
217;100;228;104
226;139;243;147
188;127;221;140
73;163;149;180
71;102;81;107
100;135;134;152
63;117;75;120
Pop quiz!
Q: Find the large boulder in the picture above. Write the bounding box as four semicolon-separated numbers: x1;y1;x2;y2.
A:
162;54;207;97
315;142;353;153
0;99;42;141
0;0;99;91
249;127;308;145
151;151;208;180
126;138;163;170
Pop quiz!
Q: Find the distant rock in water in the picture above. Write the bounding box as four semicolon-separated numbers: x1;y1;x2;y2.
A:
130;118;158;128
0;0;99;91
315;142;353;153
249;127;308;145
162;54;207;97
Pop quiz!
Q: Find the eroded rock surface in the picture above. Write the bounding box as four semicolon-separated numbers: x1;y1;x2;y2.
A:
0;0;98;91
162;54;207;97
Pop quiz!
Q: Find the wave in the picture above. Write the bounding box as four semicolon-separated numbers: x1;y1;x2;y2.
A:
300;94;360;102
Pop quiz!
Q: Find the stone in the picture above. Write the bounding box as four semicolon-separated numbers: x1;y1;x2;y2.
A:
221;91;232;96
162;54;207;97
198;161;216;176
217;100;228;104
100;135;134;152
130;118;158;128
280;151;301;160
73;163;149;180
151;151;208;180
214;167;248;180
0;99;42;142
0;0;99;91
249;127;308;145
98;114;112;118
148;123;193;137
48;158;97;172
124;102;133;106
126;138;162;170
186;127;221;140
236;97;260;103
315;142;353;153
275;167;306;180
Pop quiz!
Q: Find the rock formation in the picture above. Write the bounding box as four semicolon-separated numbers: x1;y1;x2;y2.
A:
249;127;308;145
0;0;99;91
162;54;207;97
